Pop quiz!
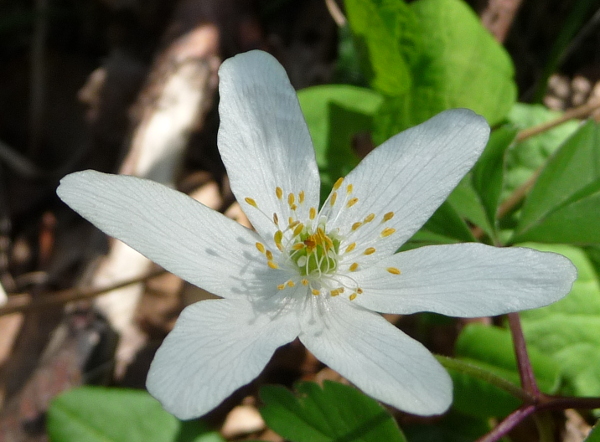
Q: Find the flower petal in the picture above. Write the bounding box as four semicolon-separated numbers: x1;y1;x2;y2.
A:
218;51;320;239
329;109;489;261
147;299;299;419
353;243;577;316
57;170;282;299
299;300;452;415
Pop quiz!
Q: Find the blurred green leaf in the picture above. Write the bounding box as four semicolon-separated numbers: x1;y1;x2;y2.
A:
298;85;383;197
585;422;600;442
447;177;493;240
348;0;516;142
512;120;600;244
48;387;222;442
451;324;561;418
503;103;579;199
403;411;495;442
518;244;600;398
259;381;406;442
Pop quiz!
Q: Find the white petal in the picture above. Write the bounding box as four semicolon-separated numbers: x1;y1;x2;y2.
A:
57;170;282;299
218;51;320;239
147;299;299;419
329;109;489;261
353;243;577;316
299;300;452;415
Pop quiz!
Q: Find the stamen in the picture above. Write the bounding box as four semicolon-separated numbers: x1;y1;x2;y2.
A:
309;207;317;220
352;222;362;231
301;279;309;286
346;184;353;194
287;280;295;288
349;263;359;272
330;192;338;206
299;191;305;204
277;284;285;290
244;197;258;208
345;242;356;253
268;261;279;269
276;187;283;199
349;293;357;301
333;177;344;190
292;243;305;251
266;250;273;260
312;289;320;296
387;267;401;275
273;213;279;225
364;247;376;255
364;213;375;223
255;242;266;253
357;288;363;294
288;193;295;205
346;197;358;208
381;228;396;237
293;223;304;237
383;212;395;222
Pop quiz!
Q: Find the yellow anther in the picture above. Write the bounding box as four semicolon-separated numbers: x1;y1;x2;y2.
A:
290;204;297;211
383;212;395;222
292;243;305;251
266;250;273;260
357;288;363;294
276;187;283;199
330;289;341;297
381;228;396;237
333;177;344;190
293;223;304;237
299;191;305;204
338;287;345;293
244;197;258;208
288;217;294;226
346;197;359;208
330;192;338;207
352;222;362;231
312;289;320;296
387;267;401;275
301;279;309;286
349;262;359;272
364;213;375;223
346;184;353;194
273;213;279;225
349;293;357;301
364;247;376;255
268;261;279;269
287;280;295;288
345;242;356;253
288;193;295;205
309;207;317;220
277;284;285;290
274;230;283;245
255;242;266;254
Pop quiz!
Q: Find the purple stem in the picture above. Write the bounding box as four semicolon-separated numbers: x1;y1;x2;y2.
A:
507;312;541;398
476;405;537;442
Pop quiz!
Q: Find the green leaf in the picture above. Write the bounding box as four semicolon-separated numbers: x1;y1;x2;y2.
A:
47;387;223;442
259;381;406;442
502;103;580;200
360;0;516;141
403;411;494;442
297;85;383;198
471;126;518;230
344;0;419;96
513;120;600;244
585;422;600;442
447;177;494;240
517;244;600;398
450;324;561;418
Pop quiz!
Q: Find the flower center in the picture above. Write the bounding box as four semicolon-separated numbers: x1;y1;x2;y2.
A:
246;177;401;301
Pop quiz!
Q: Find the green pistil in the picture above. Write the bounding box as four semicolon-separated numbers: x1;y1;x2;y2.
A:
291;228;340;276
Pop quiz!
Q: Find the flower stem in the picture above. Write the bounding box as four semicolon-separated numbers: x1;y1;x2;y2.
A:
476;405;537;442
507;312;540;397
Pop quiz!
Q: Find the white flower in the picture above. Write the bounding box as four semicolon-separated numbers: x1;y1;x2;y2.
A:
57;50;576;420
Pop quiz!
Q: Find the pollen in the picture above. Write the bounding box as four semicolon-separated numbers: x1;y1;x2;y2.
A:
381;228;396;237
383;212;395;222
345;242;356;253
364;247;376;255
349;262;359;272
347;197;358;208
244;197;258;208
387;267;401;275
276;187;283;199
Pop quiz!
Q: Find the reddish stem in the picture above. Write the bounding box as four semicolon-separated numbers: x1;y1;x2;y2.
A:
476;405;537;442
508;312;541;397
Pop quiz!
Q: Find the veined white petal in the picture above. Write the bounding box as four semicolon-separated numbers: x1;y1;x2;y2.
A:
299;300;452;415
353;243;577;316
218;51;320;239
57;170;281;300
329;109;489;260
147;299;299;419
